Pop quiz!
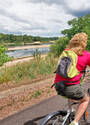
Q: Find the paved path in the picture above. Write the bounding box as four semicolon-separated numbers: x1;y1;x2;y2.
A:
0;81;90;125
0;95;67;125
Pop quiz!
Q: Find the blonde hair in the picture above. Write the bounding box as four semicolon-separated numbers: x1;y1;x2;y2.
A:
67;32;88;55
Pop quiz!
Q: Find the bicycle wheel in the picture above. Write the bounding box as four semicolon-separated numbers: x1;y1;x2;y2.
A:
83;105;90;124
40;110;70;125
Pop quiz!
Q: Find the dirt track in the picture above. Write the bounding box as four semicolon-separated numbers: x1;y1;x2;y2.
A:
0;75;56;120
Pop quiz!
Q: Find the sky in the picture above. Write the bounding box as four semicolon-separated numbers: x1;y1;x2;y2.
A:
0;0;90;37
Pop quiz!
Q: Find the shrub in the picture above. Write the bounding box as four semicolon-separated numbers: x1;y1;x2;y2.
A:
49;37;68;57
0;44;13;66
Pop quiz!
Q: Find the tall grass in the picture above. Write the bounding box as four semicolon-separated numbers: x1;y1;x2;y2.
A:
0;54;58;84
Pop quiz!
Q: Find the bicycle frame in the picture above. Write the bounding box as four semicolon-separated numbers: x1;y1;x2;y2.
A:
40;99;78;125
60;100;79;125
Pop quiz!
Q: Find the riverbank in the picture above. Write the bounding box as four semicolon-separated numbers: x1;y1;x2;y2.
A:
8;44;50;51
3;54;47;67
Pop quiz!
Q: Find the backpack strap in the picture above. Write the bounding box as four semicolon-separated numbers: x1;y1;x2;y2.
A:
62;69;86;85
51;80;79;88
63;80;80;84
51;69;86;88
80;69;86;85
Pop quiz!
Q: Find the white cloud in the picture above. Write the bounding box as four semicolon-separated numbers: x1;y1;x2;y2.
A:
67;0;90;10
0;0;90;37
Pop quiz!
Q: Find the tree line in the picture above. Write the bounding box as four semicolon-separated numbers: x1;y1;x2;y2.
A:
0;33;58;46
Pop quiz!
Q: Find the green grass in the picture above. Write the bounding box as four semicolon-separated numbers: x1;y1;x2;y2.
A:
0;54;58;84
34;90;42;98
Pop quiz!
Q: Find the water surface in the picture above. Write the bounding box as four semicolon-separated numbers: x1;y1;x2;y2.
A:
6;47;50;59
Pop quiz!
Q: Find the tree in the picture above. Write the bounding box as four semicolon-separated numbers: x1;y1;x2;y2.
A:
61;14;90;50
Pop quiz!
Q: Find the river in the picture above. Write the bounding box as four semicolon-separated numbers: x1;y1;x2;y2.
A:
6;46;50;59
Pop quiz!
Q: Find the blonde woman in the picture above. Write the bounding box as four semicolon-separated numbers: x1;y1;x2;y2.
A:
54;33;90;125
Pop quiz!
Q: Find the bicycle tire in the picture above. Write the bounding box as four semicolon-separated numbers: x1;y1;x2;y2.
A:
40;110;71;125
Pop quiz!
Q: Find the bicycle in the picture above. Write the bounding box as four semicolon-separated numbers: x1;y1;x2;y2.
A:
40;88;90;125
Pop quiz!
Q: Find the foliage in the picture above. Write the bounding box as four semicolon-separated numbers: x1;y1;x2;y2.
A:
0;33;58;46
61;14;90;50
61;14;90;39
49;37;69;57
34;90;41;98
0;45;13;66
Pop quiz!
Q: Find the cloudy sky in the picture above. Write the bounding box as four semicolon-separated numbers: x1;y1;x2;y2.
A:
0;0;90;37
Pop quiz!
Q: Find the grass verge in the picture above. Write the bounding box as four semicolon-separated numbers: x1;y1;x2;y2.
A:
0;54;58;85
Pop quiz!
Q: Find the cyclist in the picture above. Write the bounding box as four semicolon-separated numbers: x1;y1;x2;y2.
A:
54;32;90;125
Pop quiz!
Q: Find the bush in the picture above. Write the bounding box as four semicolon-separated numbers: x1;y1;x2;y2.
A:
49;37;69;57
0;44;13;66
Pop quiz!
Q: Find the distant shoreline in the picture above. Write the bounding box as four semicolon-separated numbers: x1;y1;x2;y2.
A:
8;44;50;51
